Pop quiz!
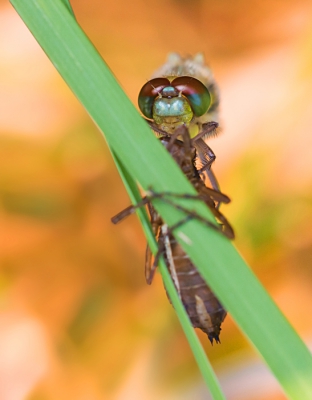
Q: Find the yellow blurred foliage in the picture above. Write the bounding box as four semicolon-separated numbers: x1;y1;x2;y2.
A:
1;0;312;399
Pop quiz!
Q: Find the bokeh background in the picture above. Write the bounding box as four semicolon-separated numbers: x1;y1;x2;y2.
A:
1;0;312;399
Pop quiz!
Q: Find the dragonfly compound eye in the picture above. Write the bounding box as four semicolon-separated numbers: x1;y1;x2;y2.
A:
138;78;171;119
171;76;211;117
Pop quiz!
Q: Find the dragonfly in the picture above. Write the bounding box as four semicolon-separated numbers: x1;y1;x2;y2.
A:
112;124;234;344
138;53;222;192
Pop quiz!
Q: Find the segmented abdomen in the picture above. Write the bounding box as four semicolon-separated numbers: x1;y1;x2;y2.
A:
163;229;226;344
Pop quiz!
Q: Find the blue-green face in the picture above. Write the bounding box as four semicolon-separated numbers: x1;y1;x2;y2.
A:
138;76;212;128
153;96;193;126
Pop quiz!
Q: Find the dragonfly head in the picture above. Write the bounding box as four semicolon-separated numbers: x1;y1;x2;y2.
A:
138;76;211;133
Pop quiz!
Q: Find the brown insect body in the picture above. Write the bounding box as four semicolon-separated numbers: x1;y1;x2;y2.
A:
144;127;233;344
112;55;234;344
112;128;232;344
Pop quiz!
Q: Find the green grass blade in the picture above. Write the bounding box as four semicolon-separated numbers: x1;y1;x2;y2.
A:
10;1;312;399
12;1;227;398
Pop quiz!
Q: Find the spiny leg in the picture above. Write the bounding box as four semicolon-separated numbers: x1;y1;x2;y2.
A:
146;189;234;239
146;190;226;236
162;124;225;208
191;121;218;174
111;187;232;238
191;126;226;209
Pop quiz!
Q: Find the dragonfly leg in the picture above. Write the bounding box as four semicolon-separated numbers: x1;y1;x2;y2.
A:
160;124;227;209
111;196;149;224
196;142;215;172
145;202;163;284
144;119;223;207
205;169;221;193
146;189;234;239
190;123;220;192
192;121;219;141
152;188;230;205
147;189;225;234
192;138;225;209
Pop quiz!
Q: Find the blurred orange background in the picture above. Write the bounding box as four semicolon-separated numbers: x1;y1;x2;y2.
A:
1;0;312;399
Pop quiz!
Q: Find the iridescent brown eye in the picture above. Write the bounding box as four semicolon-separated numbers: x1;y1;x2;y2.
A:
138;78;170;118
171;76;211;117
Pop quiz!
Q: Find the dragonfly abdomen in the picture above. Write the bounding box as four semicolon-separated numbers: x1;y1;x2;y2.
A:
166;234;227;344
